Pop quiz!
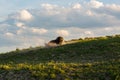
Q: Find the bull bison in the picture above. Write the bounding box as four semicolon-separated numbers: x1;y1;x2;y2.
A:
45;36;64;47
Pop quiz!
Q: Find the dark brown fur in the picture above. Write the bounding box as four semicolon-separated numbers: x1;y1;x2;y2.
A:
50;36;64;45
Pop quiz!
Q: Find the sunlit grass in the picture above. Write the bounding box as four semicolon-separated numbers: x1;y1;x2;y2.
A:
0;60;120;80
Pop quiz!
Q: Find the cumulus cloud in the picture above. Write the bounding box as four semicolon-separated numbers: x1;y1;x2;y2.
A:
86;10;95;16
4;32;14;37
104;27;113;31
56;30;69;37
18;10;33;21
106;4;120;12
16;27;47;36
88;0;104;8
31;28;48;34
84;31;93;35
15;22;26;29
5;2;120;29
19;36;45;48
9;9;33;21
72;3;81;9
41;3;58;10
16;22;24;27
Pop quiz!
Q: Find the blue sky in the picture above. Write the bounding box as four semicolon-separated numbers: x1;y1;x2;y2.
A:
0;0;120;18
0;0;120;53
0;0;120;21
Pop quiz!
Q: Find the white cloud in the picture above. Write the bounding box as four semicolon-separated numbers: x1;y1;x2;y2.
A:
15;22;26;29
20;37;45;47
72;3;81;9
88;0;104;8
84;31;94;35
16;25;47;35
16;27;48;35
16;22;24;27
41;3;57;10
12;9;33;21
19;10;33;21
56;30;69;37
104;27;113;31
31;28;48;34
6;2;120;28
106;4;120;12
9;9;33;21
40;3;60;16
86;10;94;16
5;32;14;37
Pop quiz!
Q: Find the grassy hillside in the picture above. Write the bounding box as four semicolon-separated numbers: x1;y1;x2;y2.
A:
0;35;120;80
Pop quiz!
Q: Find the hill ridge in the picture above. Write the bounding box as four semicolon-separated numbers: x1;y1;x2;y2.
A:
0;34;120;80
0;34;120;64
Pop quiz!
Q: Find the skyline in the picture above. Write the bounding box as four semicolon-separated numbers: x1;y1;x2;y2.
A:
0;0;120;53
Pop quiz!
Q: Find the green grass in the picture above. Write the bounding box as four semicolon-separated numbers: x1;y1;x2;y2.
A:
0;35;120;80
0;61;119;80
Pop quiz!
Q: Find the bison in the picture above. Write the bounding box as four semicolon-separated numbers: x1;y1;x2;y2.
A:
45;36;64;47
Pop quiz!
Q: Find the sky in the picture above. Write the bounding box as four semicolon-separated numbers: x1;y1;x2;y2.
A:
0;0;120;53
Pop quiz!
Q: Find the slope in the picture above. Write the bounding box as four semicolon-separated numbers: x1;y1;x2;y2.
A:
0;35;120;64
0;35;120;80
